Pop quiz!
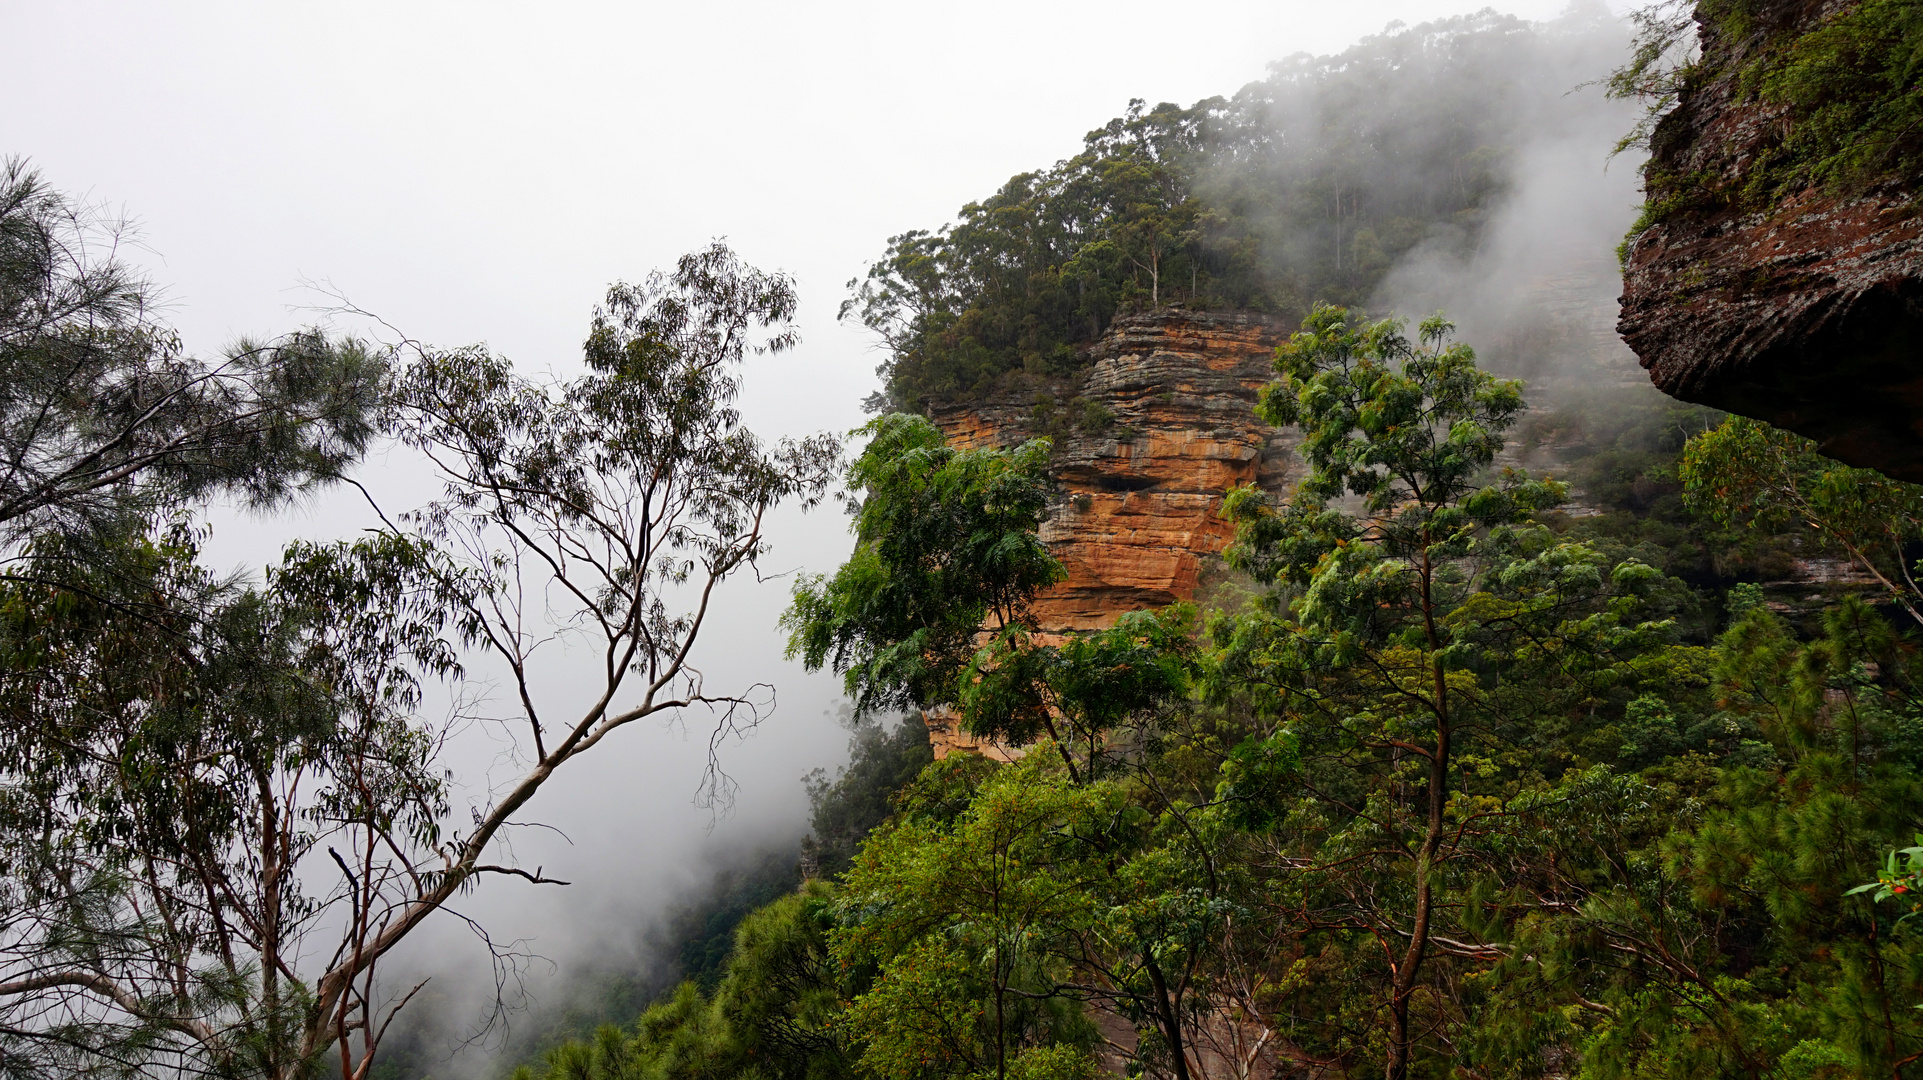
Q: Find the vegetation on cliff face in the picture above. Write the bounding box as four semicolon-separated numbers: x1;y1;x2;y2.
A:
520;303;1923;1079
1616;0;1923;251
844;12;1626;411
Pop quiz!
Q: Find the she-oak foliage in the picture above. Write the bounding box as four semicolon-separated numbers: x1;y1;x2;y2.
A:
0;158;386;550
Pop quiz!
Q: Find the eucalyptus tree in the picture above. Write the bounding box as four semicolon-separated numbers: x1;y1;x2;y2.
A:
0;242;837;1079
296;242;837;1077
1211;304;1672;1080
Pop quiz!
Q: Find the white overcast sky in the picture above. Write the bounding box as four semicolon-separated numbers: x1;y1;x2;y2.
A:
0;0;1618;1044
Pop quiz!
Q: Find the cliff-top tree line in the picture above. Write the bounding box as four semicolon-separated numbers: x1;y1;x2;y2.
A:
843;10;1628;412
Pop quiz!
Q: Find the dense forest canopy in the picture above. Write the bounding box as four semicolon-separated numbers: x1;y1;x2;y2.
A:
514;316;1923;1080
844;9;1630;411
510;6;1923;1080
21;3;1923;1079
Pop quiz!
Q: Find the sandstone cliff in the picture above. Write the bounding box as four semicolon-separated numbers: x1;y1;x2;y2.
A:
916;303;1885;762
1618;0;1923;480
919;310;1294;760
930;310;1296;636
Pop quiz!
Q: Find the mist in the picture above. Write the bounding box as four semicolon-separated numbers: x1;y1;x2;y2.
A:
1362;8;1649;392
1147;4;1647;403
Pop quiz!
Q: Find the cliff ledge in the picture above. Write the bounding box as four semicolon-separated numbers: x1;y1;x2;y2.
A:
1618;0;1923;479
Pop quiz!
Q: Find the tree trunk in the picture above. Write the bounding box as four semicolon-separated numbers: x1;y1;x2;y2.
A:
996;972;1007;1080
1384;727;1446;1080
1386;548;1451;1080
1145;952;1192;1080
1333;187;1342;273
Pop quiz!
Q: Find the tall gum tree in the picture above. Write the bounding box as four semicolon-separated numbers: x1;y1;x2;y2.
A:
1216;304;1638;1080
0;242;838;1079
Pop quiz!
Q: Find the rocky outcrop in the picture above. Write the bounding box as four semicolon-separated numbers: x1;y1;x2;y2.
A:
929;310;1296;636
917;309;1293;760
1618;0;1923;480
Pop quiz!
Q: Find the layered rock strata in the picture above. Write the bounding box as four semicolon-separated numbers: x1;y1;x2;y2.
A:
920;310;1294;760
930;309;1296;636
1618;0;1923;479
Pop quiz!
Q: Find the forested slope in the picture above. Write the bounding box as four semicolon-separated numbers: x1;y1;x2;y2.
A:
511;8;1923;1080
843;9;1631;411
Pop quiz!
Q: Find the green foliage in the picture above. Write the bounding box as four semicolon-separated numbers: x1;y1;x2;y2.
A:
1681;413;1923;626
1847;833;1923;908
959;607;1192;770
1000;1044;1102;1080
1751;0;1923;195
519;883;865;1076
1024;395;1117;443
1517;383;1729;583
848;13;1612;409
1619;0;1923;247
1213;305;1681;1078
840;100;1216;409
832;756;1108;1080
1256;304;1534;511
783;413;1062;715
1508;599;1923;1078
0;238;839;1080
672;849;808;994
802;714;934;881
1604;0;1700;157
0;157;386;548
516;885;857;1080
0;522;457;1078
530;300;1923;1080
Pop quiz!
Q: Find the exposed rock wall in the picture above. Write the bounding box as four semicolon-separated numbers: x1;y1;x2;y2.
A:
930;310;1296;636
917;310;1293;761
1618;0;1923;480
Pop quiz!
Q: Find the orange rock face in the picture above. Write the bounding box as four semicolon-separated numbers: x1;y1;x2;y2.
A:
918;310;1293;758
931;309;1296;635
